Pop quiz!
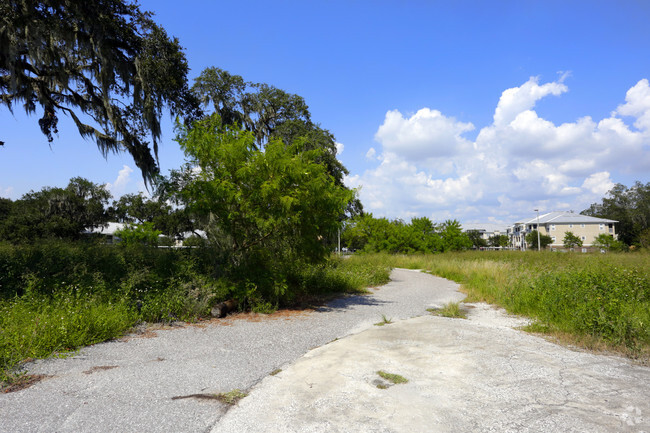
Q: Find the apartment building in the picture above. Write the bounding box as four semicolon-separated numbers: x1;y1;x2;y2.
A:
508;211;617;252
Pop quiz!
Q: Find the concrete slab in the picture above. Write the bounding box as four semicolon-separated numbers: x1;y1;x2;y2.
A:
213;305;650;433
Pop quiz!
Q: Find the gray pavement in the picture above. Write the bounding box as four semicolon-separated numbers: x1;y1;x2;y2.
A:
0;269;463;433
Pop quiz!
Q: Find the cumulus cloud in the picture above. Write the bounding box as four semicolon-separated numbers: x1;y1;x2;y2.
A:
375;108;474;160
582;172;614;196
351;77;650;223
106;165;133;197
493;76;568;126
335;142;344;155
616;78;650;131
1;186;14;198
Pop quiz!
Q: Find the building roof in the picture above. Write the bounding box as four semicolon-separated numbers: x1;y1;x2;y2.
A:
82;222;126;235
515;211;617;225
462;223;509;233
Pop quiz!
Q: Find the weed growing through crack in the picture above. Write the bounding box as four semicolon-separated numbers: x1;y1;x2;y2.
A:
374;314;393;326
217;389;247;405
270;369;282;376
428;302;467;319
377;370;408;384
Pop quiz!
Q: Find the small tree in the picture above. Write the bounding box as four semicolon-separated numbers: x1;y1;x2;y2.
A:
173;115;353;303
593;233;627;252
563;231;583;249
488;234;509;248
525;230;553;250
467;230;488;249
114;222;161;247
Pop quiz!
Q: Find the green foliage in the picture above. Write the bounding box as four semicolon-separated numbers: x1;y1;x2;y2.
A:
489;234;509;248
173;115;353;304
525;230;553;250
190;67;360;218
192;67;310;148
583;181;650;246
377;370;408;384
430;302;467;319
342;215;472;254
563;231;583;249
0;242;389;382
0;290;137;384
0;177;111;243
114;222;162;247
367;251;650;355
467;230;488;249
1;0;199;181
111;192;195;238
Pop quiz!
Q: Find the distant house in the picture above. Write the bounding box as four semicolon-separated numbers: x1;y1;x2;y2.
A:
82;222;126;244
83;223;207;247
507;211;617;252
462;223;510;249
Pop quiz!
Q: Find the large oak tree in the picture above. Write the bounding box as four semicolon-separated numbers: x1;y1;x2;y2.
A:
1;0;199;182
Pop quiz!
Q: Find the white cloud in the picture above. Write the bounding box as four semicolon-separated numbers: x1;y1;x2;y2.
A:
493;76;568;126
106;165;133;197
335;142;344;155
353;76;650;223
375;108;474;160
582;172;614;196
616;78;650;131
1;186;14;198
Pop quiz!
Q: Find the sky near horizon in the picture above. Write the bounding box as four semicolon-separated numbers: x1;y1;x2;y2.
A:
1;0;650;226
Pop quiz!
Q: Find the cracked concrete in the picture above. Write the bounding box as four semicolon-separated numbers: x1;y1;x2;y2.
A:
213;303;650;433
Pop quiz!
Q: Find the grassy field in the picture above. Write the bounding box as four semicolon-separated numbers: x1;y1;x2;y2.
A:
358;251;650;362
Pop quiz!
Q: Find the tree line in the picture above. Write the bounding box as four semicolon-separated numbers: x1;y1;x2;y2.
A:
582;181;650;249
342;215;473;253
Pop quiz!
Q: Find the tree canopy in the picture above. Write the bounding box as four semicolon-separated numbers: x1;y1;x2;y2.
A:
171;115;353;301
1;0;199;182
563;231;583;249
525;230;553;250
583;181;650;246
341;215;471;253
0;177;111;242
190;66;360;217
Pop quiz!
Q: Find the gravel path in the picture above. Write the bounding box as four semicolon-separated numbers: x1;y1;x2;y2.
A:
0;269;464;433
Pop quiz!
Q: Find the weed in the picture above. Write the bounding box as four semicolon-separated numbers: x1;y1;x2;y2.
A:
270;368;282;376
374;314;393;326
428;302;467;319
216;389;247;405
377;370;408;384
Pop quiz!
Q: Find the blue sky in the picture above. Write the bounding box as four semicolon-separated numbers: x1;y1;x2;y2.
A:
2;0;650;225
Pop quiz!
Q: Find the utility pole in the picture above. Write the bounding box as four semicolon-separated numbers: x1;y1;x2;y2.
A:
534;209;541;251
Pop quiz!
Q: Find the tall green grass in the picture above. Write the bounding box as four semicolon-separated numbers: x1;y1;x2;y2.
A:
0;242;390;385
362;251;650;356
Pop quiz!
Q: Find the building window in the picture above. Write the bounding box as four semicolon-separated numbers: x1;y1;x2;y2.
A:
582;248;587;253
551;236;556;242
581;236;586;241
569;224;573;228
581;224;585;228
599;224;604;230
550;224;555;231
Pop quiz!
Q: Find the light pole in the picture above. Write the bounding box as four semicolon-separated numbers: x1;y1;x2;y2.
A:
534;209;541;251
